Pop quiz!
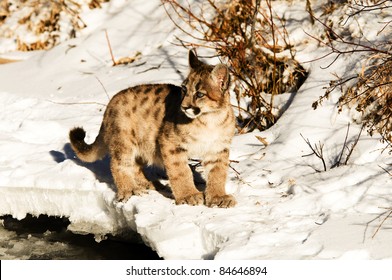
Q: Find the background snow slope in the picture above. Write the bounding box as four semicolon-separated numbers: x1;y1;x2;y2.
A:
0;0;391;259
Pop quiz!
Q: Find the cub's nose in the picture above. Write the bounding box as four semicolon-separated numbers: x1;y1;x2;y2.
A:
181;106;201;119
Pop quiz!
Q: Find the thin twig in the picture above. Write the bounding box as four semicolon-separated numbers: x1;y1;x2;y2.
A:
45;100;106;106
135;60;164;74
105;29;116;66
378;165;392;177
333;123;350;168
372;208;392;238
344;123;364;165
312;15;392;57
95;76;110;101
228;160;255;189
229;161;241;177
300;133;327;172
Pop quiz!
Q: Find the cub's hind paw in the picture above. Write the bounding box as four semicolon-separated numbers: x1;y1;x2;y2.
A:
176;192;204;206
206;194;236;208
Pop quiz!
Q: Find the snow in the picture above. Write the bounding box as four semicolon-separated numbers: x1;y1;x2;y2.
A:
0;0;391;259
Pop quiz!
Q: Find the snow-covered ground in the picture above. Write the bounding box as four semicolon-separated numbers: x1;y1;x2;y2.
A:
0;0;391;259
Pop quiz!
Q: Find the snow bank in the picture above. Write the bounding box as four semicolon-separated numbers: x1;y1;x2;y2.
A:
1;0;391;259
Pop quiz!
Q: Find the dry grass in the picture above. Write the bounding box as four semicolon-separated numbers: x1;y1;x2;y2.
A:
0;57;18;64
0;0;108;51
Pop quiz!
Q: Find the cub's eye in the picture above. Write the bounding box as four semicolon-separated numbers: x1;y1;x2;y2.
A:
196;92;205;98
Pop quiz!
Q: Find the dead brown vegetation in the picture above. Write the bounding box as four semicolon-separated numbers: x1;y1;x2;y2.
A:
0;0;109;51
162;0;307;132
308;0;392;149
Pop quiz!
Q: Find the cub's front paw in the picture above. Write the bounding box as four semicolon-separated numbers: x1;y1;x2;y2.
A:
205;194;236;208
116;187;150;202
176;192;204;206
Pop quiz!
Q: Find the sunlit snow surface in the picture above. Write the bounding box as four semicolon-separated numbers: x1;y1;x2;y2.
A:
0;0;391;259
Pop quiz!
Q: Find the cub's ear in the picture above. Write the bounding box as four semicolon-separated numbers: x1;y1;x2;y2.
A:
211;64;230;92
189;49;202;69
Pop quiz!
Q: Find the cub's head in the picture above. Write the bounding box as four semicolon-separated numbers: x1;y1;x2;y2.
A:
180;50;230;119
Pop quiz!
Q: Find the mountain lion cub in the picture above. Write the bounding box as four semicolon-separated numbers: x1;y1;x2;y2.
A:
69;50;236;207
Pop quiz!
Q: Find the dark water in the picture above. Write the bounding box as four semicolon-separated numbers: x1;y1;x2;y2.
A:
0;215;161;260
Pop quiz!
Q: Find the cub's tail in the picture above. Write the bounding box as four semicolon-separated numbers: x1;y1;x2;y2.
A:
69;127;107;162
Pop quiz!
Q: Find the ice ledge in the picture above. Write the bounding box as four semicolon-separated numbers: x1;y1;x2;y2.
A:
0;185;232;259
0;186;133;237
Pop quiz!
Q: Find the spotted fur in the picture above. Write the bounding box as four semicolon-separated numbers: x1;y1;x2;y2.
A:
69;51;236;207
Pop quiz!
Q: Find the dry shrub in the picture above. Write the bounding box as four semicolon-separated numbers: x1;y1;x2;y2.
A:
0;0;108;51
163;0;307;132
341;55;392;145
309;0;392;149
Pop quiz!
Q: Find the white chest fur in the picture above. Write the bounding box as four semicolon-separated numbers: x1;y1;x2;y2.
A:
185;113;233;158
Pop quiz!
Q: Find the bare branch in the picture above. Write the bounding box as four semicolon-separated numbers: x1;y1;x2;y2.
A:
300;133;327;172
344;123;364;165
95;76;110;101
379;164;392;177
105;29;116;66
332;123;351;168
372;208;392;239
